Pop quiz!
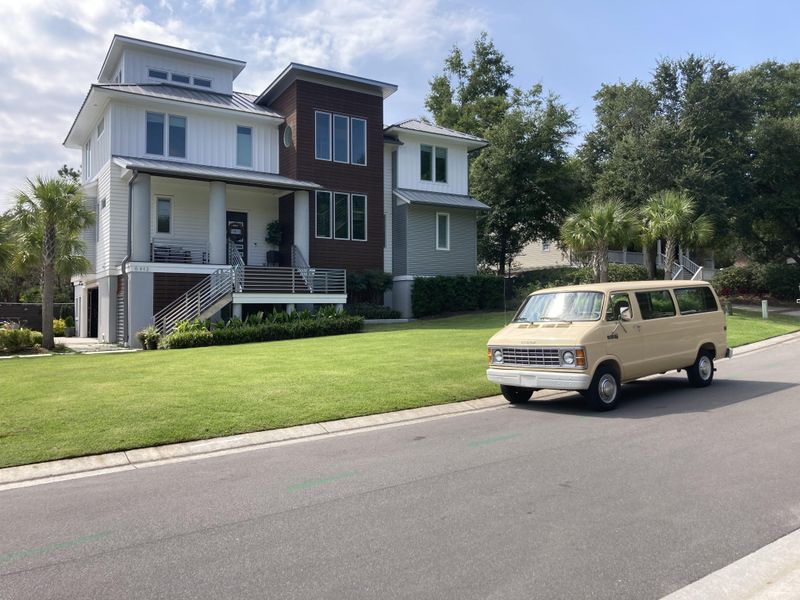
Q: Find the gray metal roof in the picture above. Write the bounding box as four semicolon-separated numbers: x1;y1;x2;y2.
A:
383;134;403;145
97;84;283;118
386;119;488;147
113;156;321;191
394;188;490;211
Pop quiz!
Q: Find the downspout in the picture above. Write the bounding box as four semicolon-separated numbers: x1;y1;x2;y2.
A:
120;169;139;346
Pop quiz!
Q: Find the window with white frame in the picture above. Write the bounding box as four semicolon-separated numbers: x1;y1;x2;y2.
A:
315;111;367;165
542;241;551;252
148;68;168;80
421;145;447;182
315;111;331;160
333;115;349;163
193;77;212;88
436;212;450;250
171;73;190;84
236;126;252;167
156;197;172;234
315;190;368;241
84;139;92;176
146;112;186;158
350;118;366;165
96;117;105;139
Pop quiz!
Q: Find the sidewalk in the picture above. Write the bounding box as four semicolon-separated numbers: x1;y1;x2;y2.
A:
54;336;135;353
733;304;800;318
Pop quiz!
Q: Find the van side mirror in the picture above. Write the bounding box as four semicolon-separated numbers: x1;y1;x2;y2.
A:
619;306;632;321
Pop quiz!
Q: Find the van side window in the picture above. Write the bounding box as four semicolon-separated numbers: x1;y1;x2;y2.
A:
635;290;676;320
674;286;719;314
606;293;633;321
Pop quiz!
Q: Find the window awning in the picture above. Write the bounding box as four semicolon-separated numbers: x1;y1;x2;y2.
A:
393;188;490;211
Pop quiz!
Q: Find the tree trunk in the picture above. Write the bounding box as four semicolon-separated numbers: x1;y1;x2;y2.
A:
598;246;609;283
663;238;677;281
498;233;507;277
41;224;56;349
643;243;657;279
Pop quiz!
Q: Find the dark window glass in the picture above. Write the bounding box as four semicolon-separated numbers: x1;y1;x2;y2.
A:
437;213;449;249
350;118;366;165
351;195;366;241
435;146;447;182
193;77;212;88
146;112;164;155
315;112;331;160
675;286;719;314
236;126;252;167
334;193;349;239
420;144;433;181
333;115;349;162
635;290;677;320
171;73;190;84
157;198;171;234
315;192;331;238
148;69;168;80
168;115;186;158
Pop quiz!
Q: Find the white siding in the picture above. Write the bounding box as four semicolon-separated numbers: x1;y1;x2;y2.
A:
110;100;279;173
108;162;130;269
82;105;112;183
120;49;235;94
394;132;469;195
95;163;113;271
383;146;393;272
515;240;571;270
79;195;97;273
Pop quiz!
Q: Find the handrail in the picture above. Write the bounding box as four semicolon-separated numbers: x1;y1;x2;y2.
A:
291;245;312;292
691;266;704;281
227;240;245;293
151;237;209;264
152;267;234;335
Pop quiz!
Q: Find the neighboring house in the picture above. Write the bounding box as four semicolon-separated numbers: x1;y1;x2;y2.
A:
514;240;571;271
65;35;488;345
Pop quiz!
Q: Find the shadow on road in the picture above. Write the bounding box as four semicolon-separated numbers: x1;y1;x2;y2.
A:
510;377;797;418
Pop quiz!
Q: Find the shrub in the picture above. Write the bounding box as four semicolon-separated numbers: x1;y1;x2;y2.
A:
52;319;66;336
135;325;161;350
64;316;75;328
344;303;402;319
411;275;504;318
0;328;41;353
607;263;650;282
712;265;768;297
763;263;800;300
347;270;393;304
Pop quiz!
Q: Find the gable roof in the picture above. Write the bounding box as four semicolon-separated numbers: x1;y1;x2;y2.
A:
385;119;488;150
394;188;490;211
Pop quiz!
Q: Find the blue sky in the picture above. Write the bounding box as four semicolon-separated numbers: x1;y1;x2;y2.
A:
1;0;798;211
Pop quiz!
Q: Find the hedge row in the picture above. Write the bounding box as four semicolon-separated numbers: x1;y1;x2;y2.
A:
0;328;43;353
161;315;364;349
712;264;800;300
344;303;402;319
411;275;504;318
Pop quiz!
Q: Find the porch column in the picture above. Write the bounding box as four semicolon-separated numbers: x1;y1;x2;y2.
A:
130;173;151;262
293;190;310;261
209;181;227;264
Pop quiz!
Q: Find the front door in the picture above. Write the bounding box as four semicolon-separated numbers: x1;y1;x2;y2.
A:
601;291;646;381
226;211;248;264
88;287;99;339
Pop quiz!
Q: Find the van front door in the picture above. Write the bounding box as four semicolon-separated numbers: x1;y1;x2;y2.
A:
602;292;647;381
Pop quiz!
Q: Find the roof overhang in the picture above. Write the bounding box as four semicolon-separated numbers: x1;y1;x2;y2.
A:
113;156;321;192
98;35;246;82
393;188;490;211
384;125;488;151
256;63;397;105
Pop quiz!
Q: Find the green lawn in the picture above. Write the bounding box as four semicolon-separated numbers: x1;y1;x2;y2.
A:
1;309;798;468
726;309;800;347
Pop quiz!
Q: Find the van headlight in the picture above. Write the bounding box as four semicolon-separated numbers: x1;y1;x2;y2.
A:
562;350;575;365
493;349;503;364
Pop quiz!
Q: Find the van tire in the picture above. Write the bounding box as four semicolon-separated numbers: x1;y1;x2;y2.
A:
586;365;620;411
687;351;714;387
501;385;533;404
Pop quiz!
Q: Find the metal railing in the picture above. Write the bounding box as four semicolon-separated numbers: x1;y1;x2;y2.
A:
153;268;234;335
227;240;245;292
150;238;209;264
661;253;703;280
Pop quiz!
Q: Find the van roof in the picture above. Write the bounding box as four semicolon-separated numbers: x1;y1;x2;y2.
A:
529;279;713;295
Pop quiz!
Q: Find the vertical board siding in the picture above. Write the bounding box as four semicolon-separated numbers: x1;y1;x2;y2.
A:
120;49;235;94
96;163;112;271
406;205;477;276
383;147;393;273
392;202;408;276
108;162;130;268
394;133;469;196
83;105;112;183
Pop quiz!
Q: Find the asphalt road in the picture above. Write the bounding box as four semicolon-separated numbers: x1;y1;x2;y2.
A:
2;339;799;600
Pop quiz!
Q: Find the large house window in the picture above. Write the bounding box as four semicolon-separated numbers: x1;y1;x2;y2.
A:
351;195;367;241
156;197;172;234
148;68;168;80
334;193;349;239
333;115;349;163
171;73;190;84
350;118;366;165
147;112;186;158
315;191;332;238
436;212;450;250
315;111;331;160
84;139;92;176
96;117;105;139
421;145;447;182
236;126;253;167
193;77;212;88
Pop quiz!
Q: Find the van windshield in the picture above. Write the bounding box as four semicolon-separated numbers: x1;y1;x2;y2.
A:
513;291;604;323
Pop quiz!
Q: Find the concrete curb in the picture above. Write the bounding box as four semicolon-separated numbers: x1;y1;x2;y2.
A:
2;330;799;490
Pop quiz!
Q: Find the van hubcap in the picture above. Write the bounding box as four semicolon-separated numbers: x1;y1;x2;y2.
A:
698;356;712;380
598;374;617;404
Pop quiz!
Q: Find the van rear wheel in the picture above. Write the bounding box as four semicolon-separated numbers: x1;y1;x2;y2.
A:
501;385;533;404
586;365;620;411
687;351;714;387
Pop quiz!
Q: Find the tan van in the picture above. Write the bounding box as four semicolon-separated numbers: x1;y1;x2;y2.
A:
486;280;731;411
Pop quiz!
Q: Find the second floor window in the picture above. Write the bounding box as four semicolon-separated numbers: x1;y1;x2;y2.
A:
236;126;252;167
436;212;449;250
421;145;447;182
315;111;367;165
147;112;186;158
315;190;367;241
157;197;172;234
350;118;366;165
315;111;331;160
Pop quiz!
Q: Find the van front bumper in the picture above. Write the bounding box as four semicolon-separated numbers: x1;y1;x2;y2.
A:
487;368;591;391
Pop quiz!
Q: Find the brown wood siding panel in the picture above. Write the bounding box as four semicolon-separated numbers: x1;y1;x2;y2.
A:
271;82;298;180
153;273;205;313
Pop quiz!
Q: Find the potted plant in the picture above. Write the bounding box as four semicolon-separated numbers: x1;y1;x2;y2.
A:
266;220;283;249
64;316;76;337
135;325;160;350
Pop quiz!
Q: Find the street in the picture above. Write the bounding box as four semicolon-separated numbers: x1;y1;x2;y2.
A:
1;339;799;599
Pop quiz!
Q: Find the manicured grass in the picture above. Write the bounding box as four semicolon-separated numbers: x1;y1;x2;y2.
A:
1;309;798;468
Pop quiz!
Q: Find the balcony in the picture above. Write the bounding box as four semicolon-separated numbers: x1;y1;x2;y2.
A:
150;238;209;264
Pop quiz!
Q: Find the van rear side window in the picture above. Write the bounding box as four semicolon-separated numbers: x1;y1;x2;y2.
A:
635;290;676;319
675;286;719;314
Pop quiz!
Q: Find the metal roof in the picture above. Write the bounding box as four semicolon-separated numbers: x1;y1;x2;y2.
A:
383;134;403;146
257;63;397;104
385;119;488;148
113;156;321;191
96;84;283;118
394;188;490;211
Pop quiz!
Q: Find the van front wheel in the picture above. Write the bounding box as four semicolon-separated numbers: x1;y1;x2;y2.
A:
687;351;714;387
501;385;533;404
586;365;620;411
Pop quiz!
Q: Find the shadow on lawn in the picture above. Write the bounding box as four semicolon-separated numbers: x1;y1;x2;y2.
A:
510;376;797;419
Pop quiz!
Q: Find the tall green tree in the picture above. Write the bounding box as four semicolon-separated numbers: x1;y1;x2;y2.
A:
0;214;13;272
640;191;714;279
11;176;94;348
560;199;640;282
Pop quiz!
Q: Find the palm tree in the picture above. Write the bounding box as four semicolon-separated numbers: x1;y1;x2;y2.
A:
640;190;713;280
11;176;94;349
0;215;13;272
561;199;640;282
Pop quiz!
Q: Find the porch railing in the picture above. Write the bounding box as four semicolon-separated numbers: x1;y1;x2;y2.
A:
153;268;234;335
151;238;209;264
227;240;245;292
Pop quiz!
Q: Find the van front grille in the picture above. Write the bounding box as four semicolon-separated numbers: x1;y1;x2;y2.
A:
500;347;561;367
